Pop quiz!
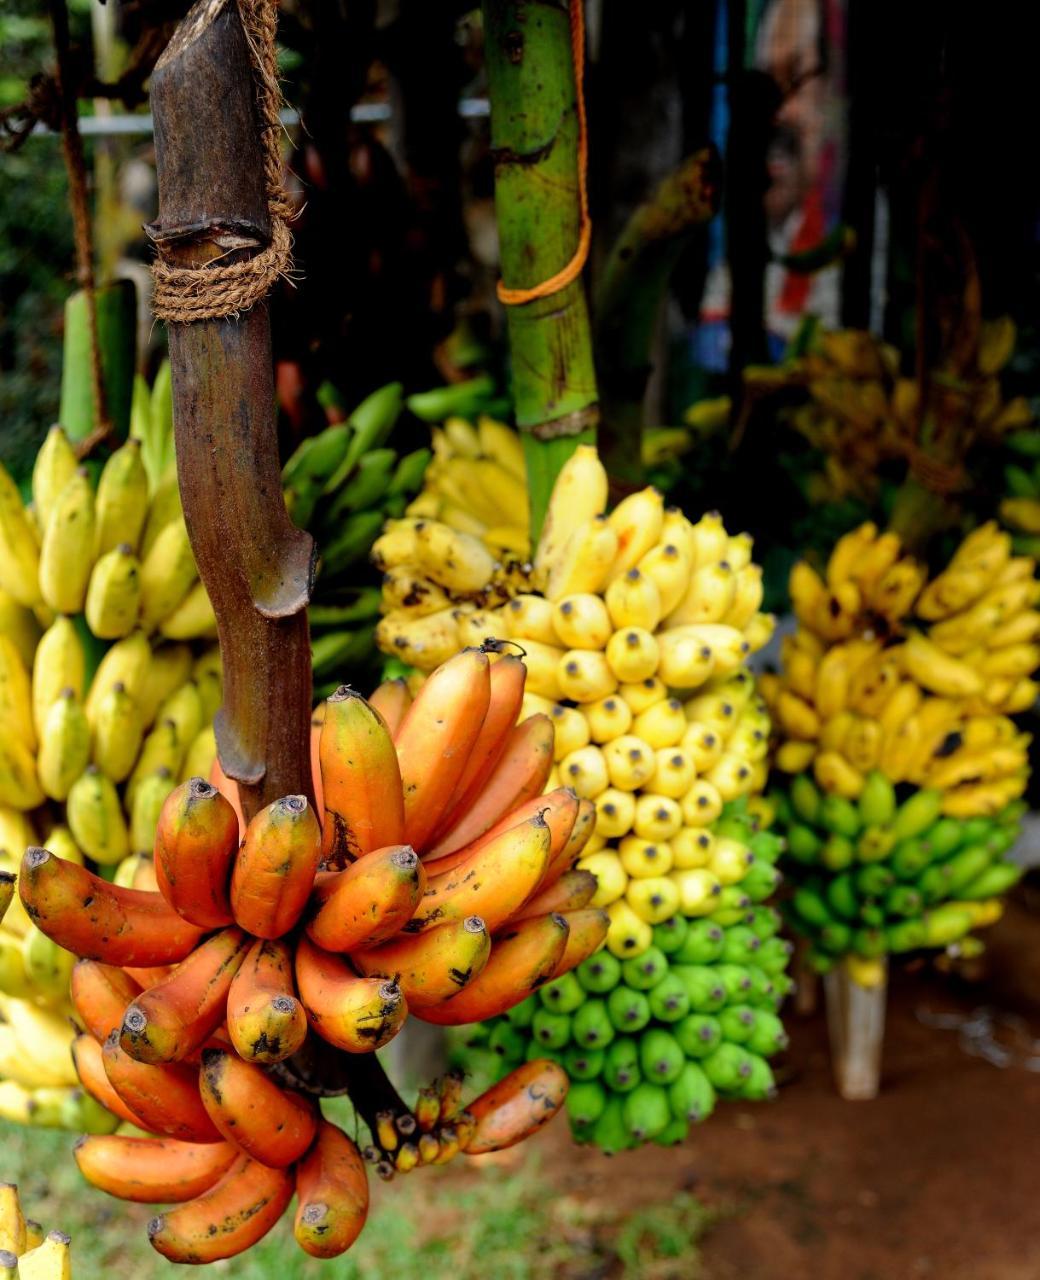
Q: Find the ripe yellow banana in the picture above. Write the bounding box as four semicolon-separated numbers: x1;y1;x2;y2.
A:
39;467;95;614
94;438;150;557
533;445;608;579
92;681;144;783
900;631;983;698
544;517;619;602
67;765;130;864
0;588;41;669
478;415;527;481
37;689;90;801
375;607;460;673
0;737;43;811
0;635;35;752
605;488;665;584
31;616;85;741
139;643;194;727
31;425;78;531
85;543;142;639
85;630;152;727
0;461;41;607
159;580;218;639
140;517;197;630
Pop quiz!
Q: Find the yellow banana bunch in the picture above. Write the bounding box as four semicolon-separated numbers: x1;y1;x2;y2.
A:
770;521;1039;815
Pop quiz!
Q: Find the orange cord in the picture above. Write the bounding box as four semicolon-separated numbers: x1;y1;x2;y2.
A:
497;0;590;306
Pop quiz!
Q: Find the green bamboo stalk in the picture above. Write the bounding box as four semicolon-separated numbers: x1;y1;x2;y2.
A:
482;0;599;544
594;149;721;483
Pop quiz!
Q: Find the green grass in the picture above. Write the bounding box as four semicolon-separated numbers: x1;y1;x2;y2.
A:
2;1118;715;1277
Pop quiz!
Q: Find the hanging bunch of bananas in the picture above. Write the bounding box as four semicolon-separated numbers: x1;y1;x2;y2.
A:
280;383;431;697
777;771;1021;987
0;421;221;1126
998;428;1040;552
462;797;791;1153
750;317;1031;506
765;520;1039;815
0;1182;74;1278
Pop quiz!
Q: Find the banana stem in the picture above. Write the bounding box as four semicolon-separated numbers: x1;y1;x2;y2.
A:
482;0;599;544
593;150;722;484
149;0;315;820
276;1030;410;1120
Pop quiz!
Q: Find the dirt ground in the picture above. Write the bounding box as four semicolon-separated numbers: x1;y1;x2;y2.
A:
518;890;1040;1280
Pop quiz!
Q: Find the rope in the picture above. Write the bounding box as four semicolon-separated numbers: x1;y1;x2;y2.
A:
497;0;590;307
152;0;293;323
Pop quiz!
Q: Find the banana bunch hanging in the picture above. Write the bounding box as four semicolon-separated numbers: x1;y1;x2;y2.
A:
765;520;1039;815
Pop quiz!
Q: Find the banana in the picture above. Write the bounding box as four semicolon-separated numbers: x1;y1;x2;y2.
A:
148;1153;293;1264
667;562;736;627
414;521;495;594
0;588;41;669
74;1134;238;1204
0;460;41;606
31;425;79;532
826;522;877;589
95;439;150;557
294;1121;369;1258
139;643;194;726
544;517;620;602
139;517;197;630
19;846;204;965
605;489;666;584
231;794;322;940
85;629;151;726
638;541;693;616
66;766;129;865
900;631;984;698
375;607;462;672
84;543;143;639
226;938;308;1065
533;445;609;579
0;635;35;753
36;689;90;801
199;1048;317;1168
0;737;43;812
159;581;217;640
294;936;407;1052
39;467;95;614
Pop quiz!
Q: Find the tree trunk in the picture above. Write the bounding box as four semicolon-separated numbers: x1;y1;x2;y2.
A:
148;0;315;821
482;0;600;543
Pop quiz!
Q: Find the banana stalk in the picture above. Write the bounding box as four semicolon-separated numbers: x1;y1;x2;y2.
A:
482;0;599;544
594;150;721;484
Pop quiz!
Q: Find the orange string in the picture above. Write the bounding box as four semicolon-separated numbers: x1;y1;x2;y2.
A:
497;0;590;307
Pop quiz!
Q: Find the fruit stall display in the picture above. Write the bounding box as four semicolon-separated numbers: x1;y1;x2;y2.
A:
0;429;222;1129
374;441;793;1147
762;520;1040;1092
0;1182;72;1279
18;646;601;1263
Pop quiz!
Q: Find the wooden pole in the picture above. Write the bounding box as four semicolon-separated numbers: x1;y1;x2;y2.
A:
148;0;315;821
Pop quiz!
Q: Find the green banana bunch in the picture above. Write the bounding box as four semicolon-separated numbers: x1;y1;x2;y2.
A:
281;382;433;697
778;770;1022;979
457;800;792;1152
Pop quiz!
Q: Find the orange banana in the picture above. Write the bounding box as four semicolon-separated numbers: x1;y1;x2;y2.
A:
74;1134;238;1203
124;964;175;989
543;796;596;886
230;794;322;939
226;938;308;1065
101;1031;222;1143
120;927;250;1064
423;787;580;879
148;1153;293;1264
413;913;570;1026
427;654;527;847
199;1047;318;1168
515;869;598;920
368;677;412;737
19;847;205;965
305;845;426;953
423;713;554;859
294;1120;369;1258
320;687;405;867
406;814;551;934
209;754;246;834
551;908;610;977
73;1032;150;1129
71;961;142;1043
394;647;491;852
154;778;240;928
295;935;407;1053
353;915;491;1005
462;1060;569;1155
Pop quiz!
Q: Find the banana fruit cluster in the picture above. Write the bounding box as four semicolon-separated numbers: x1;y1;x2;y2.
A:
779;772;1020;986
20;647;601;1265
757;319;1030;505
465;799;791;1152
0;1183;73;1278
999;428;1040;552
280;383;431;697
767;521;1039;815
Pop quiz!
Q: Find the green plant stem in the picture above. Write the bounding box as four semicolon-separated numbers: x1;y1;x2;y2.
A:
482;0;599;544
594;149;721;484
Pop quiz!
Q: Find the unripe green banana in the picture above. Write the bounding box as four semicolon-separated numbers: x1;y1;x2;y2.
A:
39;467;96;614
21;922;75;1003
180;724;217;784
66;764;129;865
91;680;144;783
84;543;142;639
94;438;149;557
37;688;90;801
157;681;203;755
139;516;197;629
125;718;182;810
130;766;176;853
